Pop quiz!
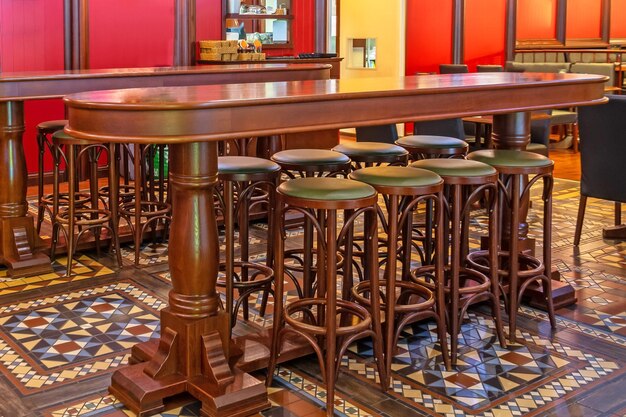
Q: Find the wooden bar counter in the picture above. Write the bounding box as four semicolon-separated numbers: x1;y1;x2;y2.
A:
63;72;606;417
0;63;330;278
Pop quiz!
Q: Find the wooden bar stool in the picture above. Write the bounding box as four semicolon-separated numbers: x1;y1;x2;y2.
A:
348;166;450;388
36;119;69;234
395;135;469;160
409;159;507;366
49;131;122;276
466;149;556;342
270;149;351;299
216;156;281;334
331;141;409;169
118;144;171;265
266;177;385;417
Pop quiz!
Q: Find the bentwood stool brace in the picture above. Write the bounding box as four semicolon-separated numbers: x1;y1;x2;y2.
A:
216;156;281;335
348;166;451;385
409;159;507;365
267;177;386;417
466;149;556;342
49;131;122;276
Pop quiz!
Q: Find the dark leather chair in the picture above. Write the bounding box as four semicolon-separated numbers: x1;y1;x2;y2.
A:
439;64;469;74
574;95;626;245
527;110;552;157
476;64;503;72
413;118;465;139
356;124;399;143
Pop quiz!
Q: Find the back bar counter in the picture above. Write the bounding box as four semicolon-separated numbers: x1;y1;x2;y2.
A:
62;72;607;416
0;63;331;278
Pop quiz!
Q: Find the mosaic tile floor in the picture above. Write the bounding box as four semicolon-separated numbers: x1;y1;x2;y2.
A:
1;178;625;417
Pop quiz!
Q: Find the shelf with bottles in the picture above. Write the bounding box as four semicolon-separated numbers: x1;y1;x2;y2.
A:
223;0;292;49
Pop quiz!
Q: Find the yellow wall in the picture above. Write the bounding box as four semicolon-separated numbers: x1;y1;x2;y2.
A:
340;0;405;80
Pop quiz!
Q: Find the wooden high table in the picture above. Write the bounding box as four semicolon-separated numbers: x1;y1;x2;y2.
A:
0;63;330;278
63;72;607;417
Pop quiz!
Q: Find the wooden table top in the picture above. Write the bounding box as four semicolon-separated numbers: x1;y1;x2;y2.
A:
0;63;331;101
64;72;607;144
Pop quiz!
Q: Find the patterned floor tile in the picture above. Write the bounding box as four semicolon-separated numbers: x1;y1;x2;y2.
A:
0;255;113;296
0;282;163;394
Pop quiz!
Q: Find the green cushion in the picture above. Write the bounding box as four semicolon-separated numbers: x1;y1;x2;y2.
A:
349;166;442;188
467;149;553;168
52;130;74;140
278;177;375;201
218;156;280;175
332;142;408;157
410;159;496;177
396;135;468;149
37;120;67;130
271;149;350;165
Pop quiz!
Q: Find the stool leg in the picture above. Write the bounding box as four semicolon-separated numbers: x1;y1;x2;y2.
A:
259;177;278;317
66;145;76;277
365;205;386;390
134;145;142;265
239;182;250;321
543;176;557;329
434;192;451;370
325;211;338;417
508;175;521;343
574;195;587;246
50;143;62;262
266;198;285;387
225;179;235;335
449;184;462;366
383;195;400;388
487;185;506;348
108;144;122;267
89;147;102;257
36;132;46;234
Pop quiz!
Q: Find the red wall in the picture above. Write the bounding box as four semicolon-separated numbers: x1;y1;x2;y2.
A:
566;0;602;39
0;0;66;174
517;0;557;40
464;0;506;69
405;0;454;75
610;0;626;39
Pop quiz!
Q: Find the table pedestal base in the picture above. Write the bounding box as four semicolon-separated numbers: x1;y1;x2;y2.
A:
110;309;269;417
1;217;53;278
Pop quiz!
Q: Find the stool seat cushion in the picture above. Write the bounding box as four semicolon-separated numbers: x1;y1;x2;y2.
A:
410;159;496;177
332;142;408;157
218;156;281;175
396;135;468;149
52;130;90;145
349;166;442;188
278;177;375;201
271;149;350;165
467;149;553;168
37;120;68;130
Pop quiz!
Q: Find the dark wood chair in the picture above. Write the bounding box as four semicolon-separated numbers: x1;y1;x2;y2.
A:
575;94;626;245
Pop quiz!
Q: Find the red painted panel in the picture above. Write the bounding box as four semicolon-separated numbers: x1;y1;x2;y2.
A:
0;0;65;174
89;0;175;69
566;0;602;39
464;0;506;69
405;0;453;75
197;0;222;41
517;0;557;40
610;0;626;39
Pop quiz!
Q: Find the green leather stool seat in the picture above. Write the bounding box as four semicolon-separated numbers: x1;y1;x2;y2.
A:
332;142;408;157
467;149;553;168
278;177;375;201
410;158;496;177
218;156;281;175
52;130;90;146
349;166;442;188
396;135;468;149
37;119;67;132
271;149;350;165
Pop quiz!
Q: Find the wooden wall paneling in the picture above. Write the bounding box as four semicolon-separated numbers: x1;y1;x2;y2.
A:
174;0;196;66
565;0;608;46
514;0;566;48
610;0;626;44
452;0;464;64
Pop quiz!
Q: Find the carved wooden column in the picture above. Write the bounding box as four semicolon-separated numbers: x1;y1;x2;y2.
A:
0;102;53;277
